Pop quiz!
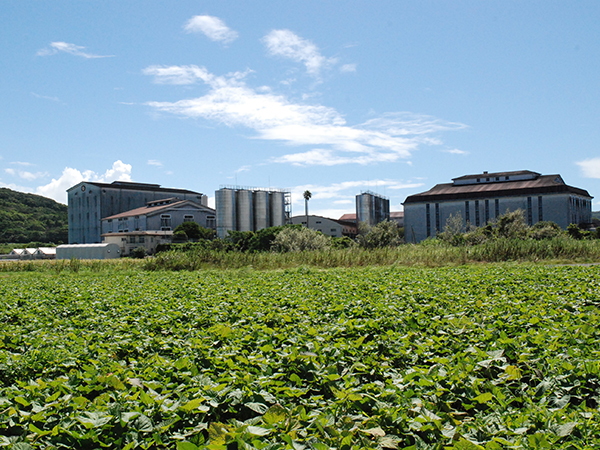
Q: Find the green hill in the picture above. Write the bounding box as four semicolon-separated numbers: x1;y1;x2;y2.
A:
0;188;68;244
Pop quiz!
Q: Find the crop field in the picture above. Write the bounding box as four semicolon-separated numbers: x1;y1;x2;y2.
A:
1;265;600;449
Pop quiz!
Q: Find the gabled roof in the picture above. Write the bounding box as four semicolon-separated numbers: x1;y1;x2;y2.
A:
339;213;357;221
102;199;215;220
404;173;592;204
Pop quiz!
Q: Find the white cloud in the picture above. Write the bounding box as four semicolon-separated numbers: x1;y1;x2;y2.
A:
10;161;34;166
35;160;132;204
5;168;48;181
576;157;600;178
262;29;336;78
443;148;469;155
340;64;357;73
148;159;163;167
184;15;238;44
36;42;114;59
31;92;60;102
144;65;466;166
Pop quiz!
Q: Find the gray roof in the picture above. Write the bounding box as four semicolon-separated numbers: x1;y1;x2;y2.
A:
452;170;540;181
404;174;592;204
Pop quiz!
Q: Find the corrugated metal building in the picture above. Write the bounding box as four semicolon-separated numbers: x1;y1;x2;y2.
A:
356;191;390;227
403;170;593;243
67;181;208;244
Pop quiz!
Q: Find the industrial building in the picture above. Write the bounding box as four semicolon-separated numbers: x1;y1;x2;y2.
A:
215;186;291;238
403;170;593;243
67;181;208;244
291;215;358;238
356;191;390;227
56;243;121;260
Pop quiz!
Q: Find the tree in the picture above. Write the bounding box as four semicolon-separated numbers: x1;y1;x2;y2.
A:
173;222;214;240
303;190;312;228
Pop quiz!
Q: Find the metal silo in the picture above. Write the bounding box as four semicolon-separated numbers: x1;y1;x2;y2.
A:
253;190;270;231
270;191;286;227
216;188;236;238
236;189;254;232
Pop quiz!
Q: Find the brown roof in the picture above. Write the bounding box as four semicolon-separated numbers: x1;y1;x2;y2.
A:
404;174;592;204
390;211;404;218
339;213;356;221
103;200;214;220
452;170;539;181
68;180;204;196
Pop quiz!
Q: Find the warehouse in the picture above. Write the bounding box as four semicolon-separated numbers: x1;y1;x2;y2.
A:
403;170;593;243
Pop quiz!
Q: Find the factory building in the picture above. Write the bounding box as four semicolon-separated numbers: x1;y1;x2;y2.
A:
403;170;593;243
291;215;358;238
67;181;208;244
356;191;390;227
215;186;291;238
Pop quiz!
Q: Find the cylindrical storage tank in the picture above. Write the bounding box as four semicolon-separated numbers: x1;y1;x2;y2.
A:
253;190;270;231
236;189;254;232
269;191;286;227
216;188;236;238
356;193;374;227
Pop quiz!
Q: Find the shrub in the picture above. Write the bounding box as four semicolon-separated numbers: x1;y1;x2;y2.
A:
130;246;147;259
529;221;562;240
173;222;214;240
357;220;402;249
272;227;331;252
172;230;188;243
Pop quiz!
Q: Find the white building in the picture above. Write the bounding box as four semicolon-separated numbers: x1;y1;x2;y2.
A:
403;170;593;243
291;215;358;238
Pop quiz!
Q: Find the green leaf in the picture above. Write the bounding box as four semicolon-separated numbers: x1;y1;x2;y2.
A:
474;392;494;404
181;398;209;413
555;422;577;437
177;443;200;450
263;404;287;425
246;426;271;436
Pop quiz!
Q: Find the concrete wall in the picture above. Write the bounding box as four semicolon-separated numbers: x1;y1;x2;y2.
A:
291;215;355;238
56;243;121;260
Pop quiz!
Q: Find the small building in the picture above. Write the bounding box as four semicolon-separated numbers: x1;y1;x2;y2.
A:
56;243;121;260
389;211;404;228
291;215;358;238
101;198;215;236
403;170;593;243
33;247;56;260
102;231;172;256
8;248;26;258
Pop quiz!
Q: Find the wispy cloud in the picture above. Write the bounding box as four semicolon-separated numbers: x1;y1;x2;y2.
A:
36;42;114;59
576;157;600;178
147;159;163;167
36;160;132;204
31;92;60;102
443;148;469;155
340;64;357;73
144;65;466;166
262;29;337;78
184;15;238;44
10;161;34;167
5;168;48;181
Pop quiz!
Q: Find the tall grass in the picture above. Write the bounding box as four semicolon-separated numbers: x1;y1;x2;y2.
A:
1;236;599;273
143;236;600;271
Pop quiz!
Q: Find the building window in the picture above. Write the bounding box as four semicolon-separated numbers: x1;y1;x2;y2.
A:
475;200;480;227
505;176;509;180
184;215;194;222
527;197;533;225
495;199;499;218
139;236;145;243
485;200;489;224
476;178;480;183
129;236;136;244
465;201;470;224
206;216;216;229
435;203;440;232
538;196;543;221
316;220;322;224
161;214;172;231
426;204;431;237
331;228;337;232
134;216;140;230
495;177;499;181
107;219;113;233
118;218;125;232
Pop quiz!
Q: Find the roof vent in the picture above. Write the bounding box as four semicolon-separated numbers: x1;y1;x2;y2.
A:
483;171;488;174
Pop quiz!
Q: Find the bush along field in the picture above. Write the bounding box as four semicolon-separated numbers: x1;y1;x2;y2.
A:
1;265;600;449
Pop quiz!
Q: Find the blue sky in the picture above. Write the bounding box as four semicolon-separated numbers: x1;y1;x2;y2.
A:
2;1;600;217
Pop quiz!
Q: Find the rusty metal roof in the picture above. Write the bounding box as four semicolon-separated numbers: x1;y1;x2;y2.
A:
102;200;214;220
404;174;592;204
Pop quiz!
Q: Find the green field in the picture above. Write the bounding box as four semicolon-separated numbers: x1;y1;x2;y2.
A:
1;265;600;449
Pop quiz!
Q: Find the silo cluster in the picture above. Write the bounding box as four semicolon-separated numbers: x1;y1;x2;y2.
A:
216;187;291;238
356;191;390;227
